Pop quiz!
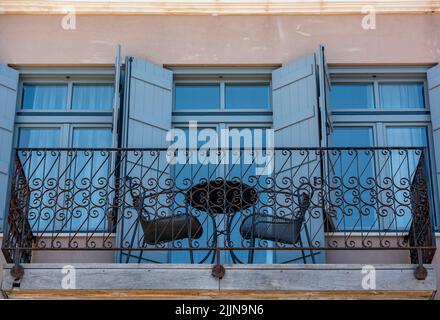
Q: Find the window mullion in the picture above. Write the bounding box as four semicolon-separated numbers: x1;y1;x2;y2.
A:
373;80;380;109
220;81;225;110
62;123;71;148
66;81;73;110
375;122;385;146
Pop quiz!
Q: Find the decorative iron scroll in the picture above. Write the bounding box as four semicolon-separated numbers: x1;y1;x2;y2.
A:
2;157;34;263
408;154;436;264
1;147;436;264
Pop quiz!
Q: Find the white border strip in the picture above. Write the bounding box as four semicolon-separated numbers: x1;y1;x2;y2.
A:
0;0;439;15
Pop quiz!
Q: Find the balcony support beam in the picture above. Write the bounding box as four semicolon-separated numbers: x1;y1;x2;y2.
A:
1;263;436;299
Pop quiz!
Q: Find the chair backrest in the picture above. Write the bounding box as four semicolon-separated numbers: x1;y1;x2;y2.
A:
239;191;312;245
128;179;203;245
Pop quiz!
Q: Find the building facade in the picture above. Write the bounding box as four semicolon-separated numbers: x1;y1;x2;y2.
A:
1;0;440;299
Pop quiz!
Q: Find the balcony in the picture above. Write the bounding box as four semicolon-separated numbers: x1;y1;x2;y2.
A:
1;147;437;298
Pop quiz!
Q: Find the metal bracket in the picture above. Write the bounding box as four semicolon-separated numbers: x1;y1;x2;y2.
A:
212;249;225;279
212;264;225;279
414;248;428;280
10;248;25;281
10;264;24;281
1;290;9;299
414;265;428;280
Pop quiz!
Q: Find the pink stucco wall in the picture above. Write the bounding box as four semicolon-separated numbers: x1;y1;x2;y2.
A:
0;14;439;66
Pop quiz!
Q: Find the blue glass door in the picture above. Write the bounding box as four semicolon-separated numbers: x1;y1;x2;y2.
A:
330;127;376;230
70;128;112;232
224;126;272;264
171;126;219;263
18;128;61;232
385;127;428;230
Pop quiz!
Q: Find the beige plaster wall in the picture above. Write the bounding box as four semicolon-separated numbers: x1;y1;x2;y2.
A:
0;14;439;66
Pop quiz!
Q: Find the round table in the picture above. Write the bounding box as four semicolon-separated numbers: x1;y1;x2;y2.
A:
185;179;259;215
185;179;259;268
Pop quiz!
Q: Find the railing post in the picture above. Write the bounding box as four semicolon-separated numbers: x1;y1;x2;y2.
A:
10;248;24;281
409;150;434;280
11;156;27;281
212;248;225;279
414;248;428;280
4;151;34;280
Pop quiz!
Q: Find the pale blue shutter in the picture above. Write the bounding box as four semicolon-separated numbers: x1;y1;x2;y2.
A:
272;53;326;263
112;44;122;148
316;45;336;233
121;56;173;149
0;65;19;232
118;57;173;263
317;44;332;146
428;63;440;227
272;53;320;148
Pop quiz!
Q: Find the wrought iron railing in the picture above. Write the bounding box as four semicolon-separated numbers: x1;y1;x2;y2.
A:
2;147;436;277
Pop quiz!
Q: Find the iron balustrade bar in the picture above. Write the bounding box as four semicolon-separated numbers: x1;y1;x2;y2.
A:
2;147;436;278
2;246;436;251
13;147;428;151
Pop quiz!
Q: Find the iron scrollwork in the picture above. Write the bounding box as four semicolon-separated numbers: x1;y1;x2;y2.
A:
1;147;436;267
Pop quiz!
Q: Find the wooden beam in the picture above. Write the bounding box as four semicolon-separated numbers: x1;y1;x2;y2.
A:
1;263;436;299
2;289;435;300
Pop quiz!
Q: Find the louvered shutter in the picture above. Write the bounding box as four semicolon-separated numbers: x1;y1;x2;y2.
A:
0;65;19;232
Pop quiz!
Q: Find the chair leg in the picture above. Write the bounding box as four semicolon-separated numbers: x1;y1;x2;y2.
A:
125;217;140;263
247;209;256;264
186;204;195;264
248;237;255;264
137;243;145;263
136;220;146;263
303;223;316;264
298;236;307;264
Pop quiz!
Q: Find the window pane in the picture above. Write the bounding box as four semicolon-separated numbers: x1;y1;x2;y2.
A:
331;127;374;147
73;128;112;148
386;127;427;147
18;128;60;148
379;83;425;109
22;84;67;110
72;84;114;110
175;85;220;109
225;84;270;109
330;84;374;109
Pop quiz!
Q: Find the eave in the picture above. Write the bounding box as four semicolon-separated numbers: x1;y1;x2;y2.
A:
0;0;439;15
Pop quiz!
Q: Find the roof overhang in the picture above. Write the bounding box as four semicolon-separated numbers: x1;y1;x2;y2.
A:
0;0;439;15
